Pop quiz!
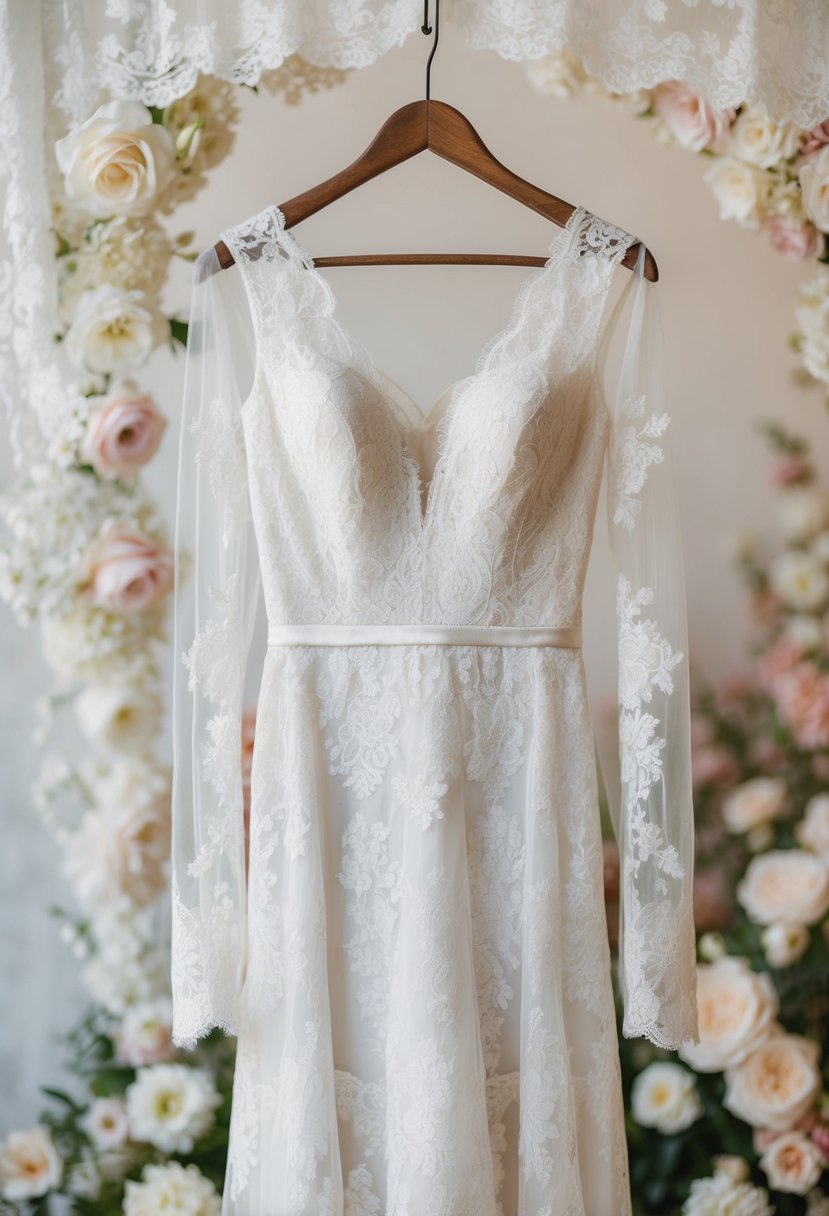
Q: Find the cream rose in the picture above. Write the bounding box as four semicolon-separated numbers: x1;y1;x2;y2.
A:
65;286;160;376
80;381;167;480
0;1126;62;1200
760;921;811;968
800;146;829;233
725;1030;821;1130
55;101;175;219
722;777;787;835
737;849;829;927
759;1132;825;1194
525;50;588;99
74;682;163;755
704;157;772;227
780;488;829;542
653;81;735;152
81;521;173;614
116;998;174;1066
678;957;778;1073
126;1064;221;1153
81;1098;130;1149
631;1062;703;1133
63;764;171;907
797;794;829;857
124;1162;220;1216
770;551;829;612
729;107;801;169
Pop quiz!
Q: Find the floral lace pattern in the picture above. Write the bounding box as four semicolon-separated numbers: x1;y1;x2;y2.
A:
172;197;696;1210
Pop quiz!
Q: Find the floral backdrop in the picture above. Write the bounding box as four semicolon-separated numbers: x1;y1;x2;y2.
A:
1;41;829;1216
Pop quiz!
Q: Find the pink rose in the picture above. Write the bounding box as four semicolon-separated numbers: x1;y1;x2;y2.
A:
758;638;806;696
765;216;821;260
810;1121;829;1162
802;121;829;159
653;81;736;152
776;662;829;750
774;456;814;487
82;521;173;613
80;381;166;480
692;745;740;790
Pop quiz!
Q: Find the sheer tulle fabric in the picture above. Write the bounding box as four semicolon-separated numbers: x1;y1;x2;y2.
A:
171;203;698;1214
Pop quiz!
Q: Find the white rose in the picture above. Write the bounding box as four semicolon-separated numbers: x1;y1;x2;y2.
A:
81;1097;130;1149
760;921;811;968
678;957;778;1073
800;146;829;233
737;849;829;926
760;1132;825;1195
126;1064;221;1153
704;157;772;227
725;1029;821;1130
780;487;829;542
55;101;175;219
631;1062;703;1133
713;1156;750;1184
770;551;829;612
681;1172;773;1216
797;793;829;857
74;682;162;755
525;50;588;99
65;286;161;375
722;777;787;835
729;107;801;169
784;616;825;651
0;1126;62;1200
124;1162;221;1216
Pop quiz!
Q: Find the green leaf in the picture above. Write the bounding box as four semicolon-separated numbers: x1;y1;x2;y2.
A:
169;317;189;348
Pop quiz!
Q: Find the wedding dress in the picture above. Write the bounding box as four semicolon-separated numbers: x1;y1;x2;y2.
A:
171;201;699;1216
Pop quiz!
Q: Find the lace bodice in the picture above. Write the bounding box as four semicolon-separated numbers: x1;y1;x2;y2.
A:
171;201;699;1071
221;204;634;632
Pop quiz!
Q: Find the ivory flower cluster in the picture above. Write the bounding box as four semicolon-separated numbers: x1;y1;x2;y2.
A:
526;61;829;396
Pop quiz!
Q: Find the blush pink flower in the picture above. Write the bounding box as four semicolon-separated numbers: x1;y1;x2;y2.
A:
775;662;829;750
774;456;814;487
82;521;173;613
765;216;821;260
653;81;736;152
757;638;806;697
693;745;741;790
802;121;829;159
810;1121;829;1162
80;381;166;480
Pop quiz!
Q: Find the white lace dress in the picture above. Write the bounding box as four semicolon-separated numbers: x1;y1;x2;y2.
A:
170;202;699;1216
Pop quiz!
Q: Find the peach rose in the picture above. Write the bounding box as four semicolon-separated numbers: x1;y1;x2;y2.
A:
0;1127;62;1200
81;382;166;480
760;1132;824;1194
776;664;829;751
796;793;829;858
737;849;829;927
722;777;787;835
82;521;173;613
652;81;736;152
678;958;778;1073
725;1030;821;1130
803;122;829;159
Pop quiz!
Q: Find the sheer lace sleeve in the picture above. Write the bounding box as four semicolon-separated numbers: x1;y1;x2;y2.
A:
171;247;261;1049
599;248;700;1050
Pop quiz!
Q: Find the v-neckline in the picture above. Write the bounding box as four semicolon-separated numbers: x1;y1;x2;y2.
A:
259;201;585;531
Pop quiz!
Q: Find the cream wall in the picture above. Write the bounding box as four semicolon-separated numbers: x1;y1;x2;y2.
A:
2;29;827;1121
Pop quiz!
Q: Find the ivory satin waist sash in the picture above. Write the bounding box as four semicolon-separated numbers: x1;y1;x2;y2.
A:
266;623;582;648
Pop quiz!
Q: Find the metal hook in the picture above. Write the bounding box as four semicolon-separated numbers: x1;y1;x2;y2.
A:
422;0;440;100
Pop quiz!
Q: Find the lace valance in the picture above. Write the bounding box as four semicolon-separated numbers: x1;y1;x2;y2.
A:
64;1;829;126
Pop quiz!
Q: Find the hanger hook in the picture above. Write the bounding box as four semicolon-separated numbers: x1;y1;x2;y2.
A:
422;0;440;101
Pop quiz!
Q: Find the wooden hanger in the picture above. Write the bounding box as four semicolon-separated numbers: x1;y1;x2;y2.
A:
213;1;658;282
